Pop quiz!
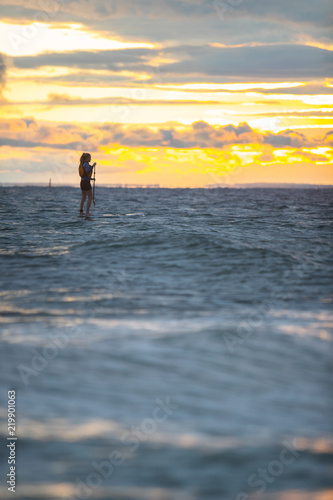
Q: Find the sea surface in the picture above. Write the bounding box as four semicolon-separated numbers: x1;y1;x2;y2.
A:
0;186;332;500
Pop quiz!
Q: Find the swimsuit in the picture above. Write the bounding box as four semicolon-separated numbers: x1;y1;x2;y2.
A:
80;162;92;191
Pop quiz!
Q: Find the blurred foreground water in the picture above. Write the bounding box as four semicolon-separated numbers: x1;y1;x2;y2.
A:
0;186;332;500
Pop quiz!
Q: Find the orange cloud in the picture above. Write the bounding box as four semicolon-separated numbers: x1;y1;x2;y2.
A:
0;118;331;186
0;118;331;151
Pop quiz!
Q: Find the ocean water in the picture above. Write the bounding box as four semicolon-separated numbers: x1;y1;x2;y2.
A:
0;186;332;500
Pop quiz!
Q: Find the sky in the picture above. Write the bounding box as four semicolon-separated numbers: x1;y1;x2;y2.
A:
0;0;332;187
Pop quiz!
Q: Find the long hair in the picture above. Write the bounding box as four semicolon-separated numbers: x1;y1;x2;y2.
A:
79;152;91;169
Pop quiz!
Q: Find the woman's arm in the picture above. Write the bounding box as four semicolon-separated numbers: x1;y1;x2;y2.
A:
83;162;95;176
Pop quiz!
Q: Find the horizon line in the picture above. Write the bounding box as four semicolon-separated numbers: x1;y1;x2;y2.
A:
1;183;333;189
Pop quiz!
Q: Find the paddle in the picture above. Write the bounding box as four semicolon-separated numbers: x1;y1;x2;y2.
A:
92;163;96;206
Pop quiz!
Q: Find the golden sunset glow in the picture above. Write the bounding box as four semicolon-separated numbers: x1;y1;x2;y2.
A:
0;3;332;186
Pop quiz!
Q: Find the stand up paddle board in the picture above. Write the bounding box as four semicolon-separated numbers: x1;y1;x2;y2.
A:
89;213;144;218
36;213;144;219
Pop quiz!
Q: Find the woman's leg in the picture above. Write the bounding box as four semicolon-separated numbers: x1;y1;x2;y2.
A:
86;190;92;215
80;191;87;211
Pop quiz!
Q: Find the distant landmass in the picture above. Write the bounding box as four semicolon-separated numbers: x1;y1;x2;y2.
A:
205;183;333;189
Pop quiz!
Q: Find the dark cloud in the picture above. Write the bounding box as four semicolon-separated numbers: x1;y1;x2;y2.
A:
90;16;310;47
0;137;82;149
92;14;333;48
1;0;332;47
263;129;332;148
263;130;308;148
11;69;333;90
324;131;333;146
96;120;264;149
1;0;332;25
13;44;333;81
0;53;7;98
14;48;155;70
160;44;333;80
238;0;333;28
30;72;132;87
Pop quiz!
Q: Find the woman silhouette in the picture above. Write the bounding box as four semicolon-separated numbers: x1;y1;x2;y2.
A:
79;153;96;216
